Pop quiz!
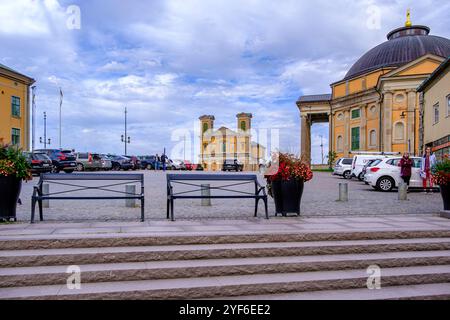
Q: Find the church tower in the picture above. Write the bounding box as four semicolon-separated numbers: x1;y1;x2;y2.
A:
236;112;252;132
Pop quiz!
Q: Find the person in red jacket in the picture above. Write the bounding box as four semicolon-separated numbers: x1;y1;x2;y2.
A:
399;152;413;191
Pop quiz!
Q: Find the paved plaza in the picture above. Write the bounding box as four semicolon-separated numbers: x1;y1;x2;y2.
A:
13;171;444;222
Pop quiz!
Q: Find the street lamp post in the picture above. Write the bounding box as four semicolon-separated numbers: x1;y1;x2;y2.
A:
31;86;36;151
39;112;51;149
121;107;131;156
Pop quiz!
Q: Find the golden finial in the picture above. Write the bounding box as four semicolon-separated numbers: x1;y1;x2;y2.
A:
405;9;412;27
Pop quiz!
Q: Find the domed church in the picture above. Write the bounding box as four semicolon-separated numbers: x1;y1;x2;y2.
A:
297;11;450;162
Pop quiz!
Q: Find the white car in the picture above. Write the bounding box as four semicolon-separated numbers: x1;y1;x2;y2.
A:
333;158;353;179
365;157;424;192
351;154;396;181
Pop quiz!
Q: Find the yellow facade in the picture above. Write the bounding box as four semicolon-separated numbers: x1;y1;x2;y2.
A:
0;64;35;150
418;58;450;160
298;20;450;164
199;113;266;171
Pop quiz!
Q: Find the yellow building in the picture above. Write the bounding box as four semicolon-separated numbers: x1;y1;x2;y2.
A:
418;57;450;159
199;113;266;171
0;63;35;150
297;14;450;163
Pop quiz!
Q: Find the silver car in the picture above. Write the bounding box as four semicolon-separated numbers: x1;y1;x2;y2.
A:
333;158;353;179
76;152;105;171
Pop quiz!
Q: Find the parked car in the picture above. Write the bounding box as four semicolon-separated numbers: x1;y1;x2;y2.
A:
360;159;380;182
75;152;104;171
222;159;244;172
108;155;133;171
364;157;437;192
34;149;77;173
171;159;186;170
351;154;398;181
195;163;204;171
333;158;353;179
124;155;140;170
139;155;158;170
99;154;113;170
183;160;194;171
23;152;53;175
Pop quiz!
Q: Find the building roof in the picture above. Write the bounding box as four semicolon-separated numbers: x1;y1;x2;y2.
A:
0;62;35;83
297;94;332;103
417;56;450;92
344;26;450;81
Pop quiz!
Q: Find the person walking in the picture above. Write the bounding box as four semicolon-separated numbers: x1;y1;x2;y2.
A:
161;152;167;172
421;146;437;193
399;152;413;192
155;154;160;171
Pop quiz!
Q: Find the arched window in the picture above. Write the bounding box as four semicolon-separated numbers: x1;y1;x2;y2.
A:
369;130;377;147
202;123;208;133
336;135;343;152
394;122;405;140
240;121;246;131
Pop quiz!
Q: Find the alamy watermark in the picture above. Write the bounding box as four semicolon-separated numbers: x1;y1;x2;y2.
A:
366;265;381;290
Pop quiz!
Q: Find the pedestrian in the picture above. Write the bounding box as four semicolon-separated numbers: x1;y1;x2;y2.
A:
420;146;437;193
161;153;167;172
398;152;412;191
155;154;160;170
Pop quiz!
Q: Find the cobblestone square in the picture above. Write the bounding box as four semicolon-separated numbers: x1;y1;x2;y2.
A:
14;171;443;222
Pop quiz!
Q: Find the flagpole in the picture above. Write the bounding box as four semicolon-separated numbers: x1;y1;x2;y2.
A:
59;87;63;149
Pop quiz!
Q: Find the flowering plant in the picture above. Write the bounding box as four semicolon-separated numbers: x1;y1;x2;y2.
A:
265;153;313;182
432;154;450;186
0;140;32;181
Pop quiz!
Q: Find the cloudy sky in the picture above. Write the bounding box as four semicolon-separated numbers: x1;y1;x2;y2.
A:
1;0;449;163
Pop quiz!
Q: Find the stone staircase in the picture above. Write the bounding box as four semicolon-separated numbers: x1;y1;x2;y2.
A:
0;230;450;300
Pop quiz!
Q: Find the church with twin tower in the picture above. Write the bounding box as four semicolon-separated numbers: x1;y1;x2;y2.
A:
297;11;450;163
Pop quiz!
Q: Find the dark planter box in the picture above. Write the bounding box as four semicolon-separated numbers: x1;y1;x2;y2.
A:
440;184;450;211
0;175;21;221
271;179;304;216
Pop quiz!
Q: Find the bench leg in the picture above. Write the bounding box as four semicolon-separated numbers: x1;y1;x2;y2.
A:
170;199;175;222
38;199;43;221
31;198;36;223
141;197;145;222
166;198;170;220
264;197;269;220
254;198;260;217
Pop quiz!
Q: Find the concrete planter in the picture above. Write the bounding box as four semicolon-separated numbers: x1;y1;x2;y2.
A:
271;179;304;217
0;175;21;221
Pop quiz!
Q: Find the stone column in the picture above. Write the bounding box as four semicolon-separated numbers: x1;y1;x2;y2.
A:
406;90;417;156
344;110;350;156
360;105;367;151
328;112;333;155
383;91;394;152
300;115;311;163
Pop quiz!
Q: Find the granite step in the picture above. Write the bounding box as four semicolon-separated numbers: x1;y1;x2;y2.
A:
1;238;450;268
212;283;450;300
1;265;449;300
0;250;449;287
1;229;450;250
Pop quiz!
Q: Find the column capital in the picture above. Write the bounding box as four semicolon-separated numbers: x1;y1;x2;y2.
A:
406;89;417;94
384;91;395;96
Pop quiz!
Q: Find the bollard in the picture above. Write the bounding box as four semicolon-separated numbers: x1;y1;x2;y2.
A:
125;185;136;208
338;183;348;202
201;184;211;206
398;182;408;201
42;184;50;208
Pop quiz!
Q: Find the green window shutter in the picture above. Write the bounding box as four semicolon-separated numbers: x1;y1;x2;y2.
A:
222;142;226;153
351;127;360;151
240;121;246;131
11;96;21;117
351;109;360;119
202;123;208;133
11;128;20;145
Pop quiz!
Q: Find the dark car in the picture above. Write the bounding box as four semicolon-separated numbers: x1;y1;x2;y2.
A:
195;163;204;171
222;159;244;172
108;155;133;171
139;155;159;170
34;149;77;173
23;152;53;175
124;155;140;170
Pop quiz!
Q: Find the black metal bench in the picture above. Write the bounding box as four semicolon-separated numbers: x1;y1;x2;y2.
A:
166;174;268;221
31;173;145;223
